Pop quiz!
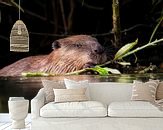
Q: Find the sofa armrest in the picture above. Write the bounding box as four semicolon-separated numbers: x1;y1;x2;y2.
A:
31;88;45;119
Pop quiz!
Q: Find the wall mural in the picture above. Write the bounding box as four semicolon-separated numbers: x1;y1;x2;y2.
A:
0;0;163;113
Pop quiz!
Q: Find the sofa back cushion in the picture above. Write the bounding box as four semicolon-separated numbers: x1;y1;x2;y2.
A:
42;80;66;103
88;82;133;105
41;82;133;105
64;78;90;99
156;81;163;100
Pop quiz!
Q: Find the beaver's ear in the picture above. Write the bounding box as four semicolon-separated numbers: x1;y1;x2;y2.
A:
52;41;61;50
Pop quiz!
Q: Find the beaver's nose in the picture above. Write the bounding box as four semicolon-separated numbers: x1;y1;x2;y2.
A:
94;46;104;54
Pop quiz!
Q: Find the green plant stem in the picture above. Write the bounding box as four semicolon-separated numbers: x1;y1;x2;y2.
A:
98;38;163;67
149;15;163;43
121;38;163;59
65;69;87;75
98;60;114;67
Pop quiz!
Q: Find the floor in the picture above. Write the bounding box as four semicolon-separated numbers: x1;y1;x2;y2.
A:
0;122;31;130
0;113;31;130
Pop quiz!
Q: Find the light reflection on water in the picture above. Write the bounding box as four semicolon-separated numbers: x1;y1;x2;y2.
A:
0;74;163;113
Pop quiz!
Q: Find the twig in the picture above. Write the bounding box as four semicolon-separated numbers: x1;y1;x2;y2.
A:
59;0;67;34
98;38;163;67
149;15;163;43
25;10;57;25
65;69;87;75
121;24;150;33
67;0;75;32
138;65;157;74
0;35;9;41
121;38;163;59
78;0;104;10
29;32;68;37
29;24;149;38
98;60;114;67
22;69;88;77
10;0;24;12
92;24;150;36
52;0;58;33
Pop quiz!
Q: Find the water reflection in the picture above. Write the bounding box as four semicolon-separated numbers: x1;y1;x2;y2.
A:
0;74;163;113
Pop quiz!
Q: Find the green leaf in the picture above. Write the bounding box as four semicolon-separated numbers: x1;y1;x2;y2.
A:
87;66;109;76
86;66;121;75
114;39;138;60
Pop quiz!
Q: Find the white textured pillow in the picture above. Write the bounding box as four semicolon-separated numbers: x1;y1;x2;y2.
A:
64;78;90;99
53;88;88;103
131;80;159;102
42;80;65;103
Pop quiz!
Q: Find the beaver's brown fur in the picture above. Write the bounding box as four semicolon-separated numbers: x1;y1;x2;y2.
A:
0;35;107;76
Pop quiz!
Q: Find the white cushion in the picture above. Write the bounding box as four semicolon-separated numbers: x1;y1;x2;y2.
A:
64;79;90;99
108;101;163;117
40;101;107;117
42;80;65;103
53;88;88;103
131;80;159;102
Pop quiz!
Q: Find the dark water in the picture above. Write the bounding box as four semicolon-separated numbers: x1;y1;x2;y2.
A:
0;74;163;113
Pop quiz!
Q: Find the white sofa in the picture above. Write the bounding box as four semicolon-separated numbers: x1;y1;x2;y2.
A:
31;82;163;130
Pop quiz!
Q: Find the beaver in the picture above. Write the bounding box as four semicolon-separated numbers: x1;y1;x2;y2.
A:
0;35;107;76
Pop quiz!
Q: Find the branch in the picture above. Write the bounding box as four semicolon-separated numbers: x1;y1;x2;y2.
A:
65;69;87;75
149;15;163;43
67;0;75;32
78;0;104;10
25;10;55;25
0;35;9;41
112;0;121;47
99;38;163;67
59;0;67;34
29;32;68;37
22;69;88;77
121;38;163;59
138;65;157;74
28;24;150;38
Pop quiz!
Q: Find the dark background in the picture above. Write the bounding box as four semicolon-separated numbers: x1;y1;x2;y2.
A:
0;0;163;69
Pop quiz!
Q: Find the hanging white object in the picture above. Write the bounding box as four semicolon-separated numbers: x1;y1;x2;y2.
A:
10;0;29;52
10;20;29;52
